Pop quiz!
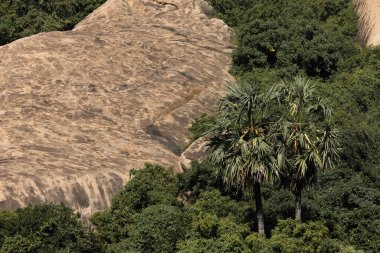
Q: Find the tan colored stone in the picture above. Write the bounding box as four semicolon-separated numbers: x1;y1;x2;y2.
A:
0;0;234;217
180;137;209;171
355;0;380;46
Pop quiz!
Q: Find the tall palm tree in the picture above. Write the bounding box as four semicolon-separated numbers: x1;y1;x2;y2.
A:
269;77;340;221
207;83;278;234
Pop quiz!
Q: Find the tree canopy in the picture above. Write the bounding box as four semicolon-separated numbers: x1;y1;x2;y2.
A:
0;0;106;45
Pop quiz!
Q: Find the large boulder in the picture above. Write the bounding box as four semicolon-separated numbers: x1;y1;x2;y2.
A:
0;0;234;217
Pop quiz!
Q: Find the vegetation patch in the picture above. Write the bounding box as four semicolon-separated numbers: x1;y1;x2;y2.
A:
0;0;106;45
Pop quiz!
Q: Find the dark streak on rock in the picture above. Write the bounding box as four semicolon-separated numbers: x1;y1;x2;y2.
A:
146;124;181;155
71;183;90;208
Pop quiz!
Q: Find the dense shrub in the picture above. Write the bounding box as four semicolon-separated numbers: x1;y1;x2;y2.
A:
177;215;251;253
324;48;380;177
188;115;217;142
90;207;135;244
91;164;182;252
0;211;17;247
0;204;100;253
127;205;189;253
0;0;106;45
178;190;252;253
304;168;380;252
111;163;180;212
209;0;358;79
245;219;361;253
177;160;225;202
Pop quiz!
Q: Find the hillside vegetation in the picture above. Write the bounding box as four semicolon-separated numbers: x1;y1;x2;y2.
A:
0;0;106;45
0;0;379;253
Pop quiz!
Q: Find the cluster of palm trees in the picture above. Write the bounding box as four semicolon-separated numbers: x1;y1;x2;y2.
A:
207;77;340;234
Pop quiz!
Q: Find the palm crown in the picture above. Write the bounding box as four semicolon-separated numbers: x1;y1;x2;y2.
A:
206;77;340;227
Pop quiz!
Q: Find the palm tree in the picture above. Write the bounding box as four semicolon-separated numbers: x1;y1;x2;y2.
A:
207;83;278;234
269;77;340;221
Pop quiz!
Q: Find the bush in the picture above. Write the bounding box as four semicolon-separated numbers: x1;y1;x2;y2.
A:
246;219;363;253
178;161;225;202
178;215;250;253
90;207;135;244
0;204;100;253
189;115;216;142
92;164;181;250
0;0;106;45
0;211;17;246
209;0;358;79
187;190;252;225
127;205;189;253
111;163;180;212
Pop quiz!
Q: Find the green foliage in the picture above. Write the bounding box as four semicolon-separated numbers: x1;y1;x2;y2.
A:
178;190;252;253
208;82;279;192
323;48;380;180
0;211;17;247
90;207;135;244
127;205;188;253
209;0;358;79
178;160;227;202
0;234;41;253
207;0;254;27
189;114;216;142
177;215;251;253
0;204;100;253
0;163;365;253
309;48;380;252
177;188;359;253
187;190;252;225
245;219;362;253
261;187;294;231
93;204;189;253
269;219;336;253
304;167;380;252
205;0;380;251
111;163;180;212
91;164;185;252
0;0;106;45
269;78;340;197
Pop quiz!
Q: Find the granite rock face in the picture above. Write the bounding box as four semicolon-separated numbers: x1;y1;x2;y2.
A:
180;137;210;171
0;0;234;217
355;0;380;46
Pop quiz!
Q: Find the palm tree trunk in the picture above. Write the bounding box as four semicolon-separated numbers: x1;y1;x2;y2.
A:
295;191;302;221
254;182;265;234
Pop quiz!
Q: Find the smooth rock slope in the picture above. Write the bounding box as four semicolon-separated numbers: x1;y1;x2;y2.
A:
355;0;380;46
0;0;233;216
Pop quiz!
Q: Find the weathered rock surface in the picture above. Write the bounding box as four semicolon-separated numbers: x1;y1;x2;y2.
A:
180;137;210;171
355;0;380;46
0;0;233;217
